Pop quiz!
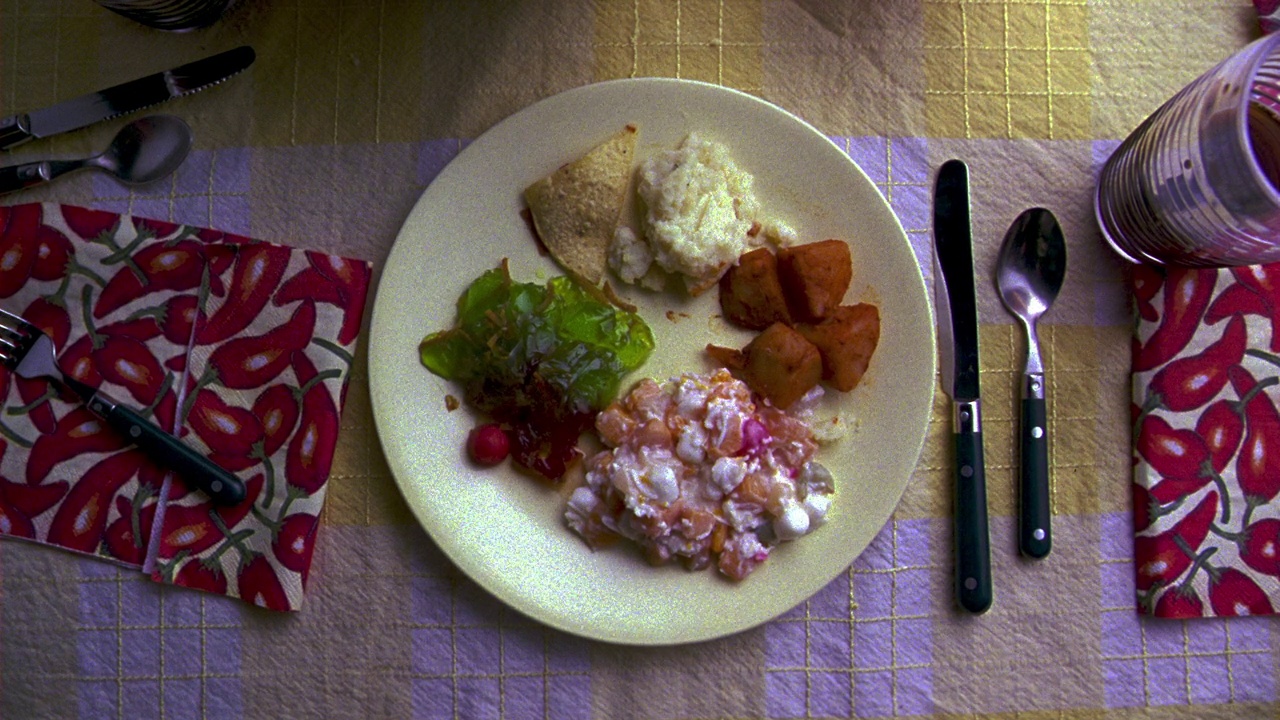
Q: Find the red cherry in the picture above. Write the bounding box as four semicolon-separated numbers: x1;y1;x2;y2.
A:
468;424;510;466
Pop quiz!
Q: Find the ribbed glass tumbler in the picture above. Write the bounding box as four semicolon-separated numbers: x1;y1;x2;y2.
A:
1096;33;1280;267
93;0;236;32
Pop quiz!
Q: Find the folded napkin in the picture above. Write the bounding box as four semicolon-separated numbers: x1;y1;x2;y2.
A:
0;203;370;611
1257;0;1280;34
1130;265;1280;618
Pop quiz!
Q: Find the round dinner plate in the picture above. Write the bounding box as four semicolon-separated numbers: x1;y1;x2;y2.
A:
369;78;936;645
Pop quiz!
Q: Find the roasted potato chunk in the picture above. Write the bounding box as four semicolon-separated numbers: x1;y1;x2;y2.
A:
719;248;792;330
740;322;822;408
777;239;852;322
705;343;746;373
795;303;880;392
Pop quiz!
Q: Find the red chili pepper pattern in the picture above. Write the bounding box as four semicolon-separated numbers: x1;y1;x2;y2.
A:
207;300;316;390
1134;491;1218;593
46;450;146;552
0;204;42;298
174;559;228;595
1147;315;1246;412
0;203;368;613
1130;264;1280;617
285;352;339;495
1208;568;1275;616
1132;267;1217;372
197;242;291;344
104;495;156;565
273;512;318;575
238;553;290;610
94;239;211;318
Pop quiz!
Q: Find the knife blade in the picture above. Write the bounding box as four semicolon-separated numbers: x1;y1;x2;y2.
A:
0;45;255;151
933;158;992;614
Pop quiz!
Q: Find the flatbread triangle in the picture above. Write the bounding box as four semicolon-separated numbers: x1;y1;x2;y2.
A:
524;125;637;285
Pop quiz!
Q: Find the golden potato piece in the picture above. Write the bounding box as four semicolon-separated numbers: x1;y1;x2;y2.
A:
777;239;852;322
741;322;822;409
719;247;792;330
795;303;880;392
524;125;637;285
705;343;746;374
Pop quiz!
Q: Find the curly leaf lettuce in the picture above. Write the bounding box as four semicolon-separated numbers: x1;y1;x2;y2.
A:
419;262;654;418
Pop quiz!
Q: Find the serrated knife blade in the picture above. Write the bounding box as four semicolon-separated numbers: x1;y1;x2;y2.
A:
933;158;992;614
0;45;255;150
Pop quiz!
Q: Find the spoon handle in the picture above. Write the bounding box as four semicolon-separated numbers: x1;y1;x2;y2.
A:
0;159;84;194
1019;372;1052;558
0;161;52;194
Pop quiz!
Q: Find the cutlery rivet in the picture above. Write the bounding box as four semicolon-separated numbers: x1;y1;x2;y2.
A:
961;465;973;478
964;577;977;590
129;425;141;438
1033;529;1046;540
1032;426;1044;439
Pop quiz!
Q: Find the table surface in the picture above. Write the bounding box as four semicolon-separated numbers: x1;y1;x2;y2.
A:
1;1;1275;719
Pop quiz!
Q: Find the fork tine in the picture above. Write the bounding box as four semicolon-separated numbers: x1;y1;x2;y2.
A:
0;323;28;343
0;306;36;334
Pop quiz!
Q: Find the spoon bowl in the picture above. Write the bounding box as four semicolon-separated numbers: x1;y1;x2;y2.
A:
996;209;1066;334
92;115;193;185
995;207;1066;560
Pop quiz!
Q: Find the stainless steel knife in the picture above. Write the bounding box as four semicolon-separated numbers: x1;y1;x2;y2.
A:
933;158;992;614
0;45;255;150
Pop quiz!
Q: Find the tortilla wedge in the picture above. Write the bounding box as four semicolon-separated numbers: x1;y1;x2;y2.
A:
524;124;637;285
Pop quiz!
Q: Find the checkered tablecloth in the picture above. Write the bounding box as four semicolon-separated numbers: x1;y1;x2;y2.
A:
1;1;1274;718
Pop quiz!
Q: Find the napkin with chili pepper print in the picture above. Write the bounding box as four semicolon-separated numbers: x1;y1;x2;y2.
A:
0;202;369;612
1131;264;1280;618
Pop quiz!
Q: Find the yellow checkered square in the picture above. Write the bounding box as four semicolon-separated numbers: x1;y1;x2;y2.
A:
925;0;1092;139
592;0;762;89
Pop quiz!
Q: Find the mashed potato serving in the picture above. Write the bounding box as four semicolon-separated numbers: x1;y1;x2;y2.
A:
610;133;795;294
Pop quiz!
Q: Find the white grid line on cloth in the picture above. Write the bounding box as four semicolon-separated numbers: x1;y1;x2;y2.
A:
1002;1;1012;137
402;570;593;720
1043;0;1056;137
674;0;683;77
375;0;386;144
116;565;126;717
1099;533;1275;705
923;0;1095;139
291;3;301;146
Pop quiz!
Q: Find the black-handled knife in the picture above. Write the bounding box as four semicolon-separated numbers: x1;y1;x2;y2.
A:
0;46;254;150
933;159;992;614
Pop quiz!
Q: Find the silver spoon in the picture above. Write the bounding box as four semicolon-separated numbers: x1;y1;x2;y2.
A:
0;114;192;194
995;207;1066;560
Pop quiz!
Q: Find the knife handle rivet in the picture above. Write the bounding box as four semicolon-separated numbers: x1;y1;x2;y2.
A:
964;577;977;590
1031;426;1044;439
961;465;974;478
1033;529;1046;541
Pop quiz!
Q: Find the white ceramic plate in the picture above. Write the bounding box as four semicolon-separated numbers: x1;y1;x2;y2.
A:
370;79;935;645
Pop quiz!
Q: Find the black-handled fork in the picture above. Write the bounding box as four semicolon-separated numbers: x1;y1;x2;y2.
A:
0;307;246;506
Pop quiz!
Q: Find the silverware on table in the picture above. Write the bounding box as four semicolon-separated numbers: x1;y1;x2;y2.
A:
933;158;992;614
0;308;246;506
996;208;1066;560
0;115;191;194
0;45;254;150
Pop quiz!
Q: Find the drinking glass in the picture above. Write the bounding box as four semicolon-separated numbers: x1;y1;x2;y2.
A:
1096;33;1280;267
93;0;236;32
